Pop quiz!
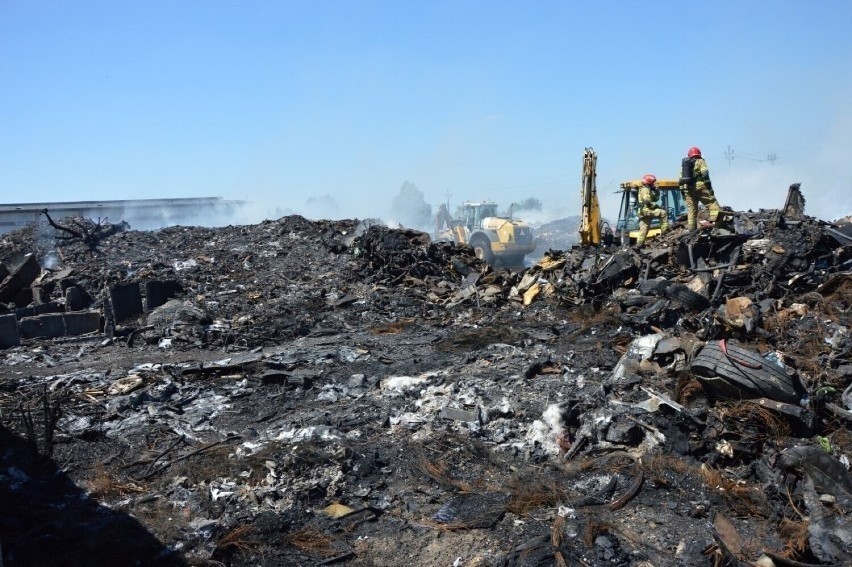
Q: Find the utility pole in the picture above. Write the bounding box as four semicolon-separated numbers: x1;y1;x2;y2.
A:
725;145;735;167
445;188;451;209
766;153;777;165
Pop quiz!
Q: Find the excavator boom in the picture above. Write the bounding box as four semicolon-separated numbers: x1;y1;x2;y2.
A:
579;147;602;246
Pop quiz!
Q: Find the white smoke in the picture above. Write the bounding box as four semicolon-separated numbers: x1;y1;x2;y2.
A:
714;103;852;222
513;202;578;226
714;158;850;223
35;215;58;268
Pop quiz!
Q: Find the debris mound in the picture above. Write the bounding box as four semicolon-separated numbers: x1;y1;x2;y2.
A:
0;205;849;566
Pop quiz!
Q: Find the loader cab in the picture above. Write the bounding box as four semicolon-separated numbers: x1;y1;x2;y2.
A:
615;180;686;244
461;202;499;230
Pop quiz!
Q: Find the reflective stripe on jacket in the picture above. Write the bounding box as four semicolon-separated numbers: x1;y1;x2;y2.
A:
693;157;711;190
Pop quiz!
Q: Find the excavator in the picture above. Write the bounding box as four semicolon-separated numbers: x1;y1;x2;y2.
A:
578;147;686;246
614;179;686;244
434;201;536;265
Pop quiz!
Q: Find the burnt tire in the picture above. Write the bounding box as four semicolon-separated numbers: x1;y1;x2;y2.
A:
661;283;710;311
691;340;806;404
638;278;667;295
637;280;709;311
621;295;656;308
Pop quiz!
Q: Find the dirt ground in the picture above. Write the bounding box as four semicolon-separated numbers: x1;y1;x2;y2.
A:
0;212;849;566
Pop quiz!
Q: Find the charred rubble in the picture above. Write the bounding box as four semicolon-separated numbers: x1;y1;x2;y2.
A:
0;205;849;567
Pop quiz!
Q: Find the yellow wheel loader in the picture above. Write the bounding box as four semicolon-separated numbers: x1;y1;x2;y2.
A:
434;201;536;266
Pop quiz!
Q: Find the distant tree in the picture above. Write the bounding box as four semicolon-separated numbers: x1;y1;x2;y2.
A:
509;197;543;212
390;181;432;229
501;197;542;217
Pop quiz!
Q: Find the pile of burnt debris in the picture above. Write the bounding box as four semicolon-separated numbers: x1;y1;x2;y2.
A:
0;205;849;567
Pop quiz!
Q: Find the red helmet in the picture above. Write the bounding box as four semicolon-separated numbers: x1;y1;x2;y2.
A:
688;146;702;158
642;174;657;186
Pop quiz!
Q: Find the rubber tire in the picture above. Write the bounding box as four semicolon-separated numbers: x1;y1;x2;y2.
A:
638;279;667;295
471;238;494;264
661;283;710;311
637;280;709;311
691;340;806;404
621;295;656;307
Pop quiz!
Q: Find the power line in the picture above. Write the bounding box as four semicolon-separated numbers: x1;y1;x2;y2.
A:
724;146;780;164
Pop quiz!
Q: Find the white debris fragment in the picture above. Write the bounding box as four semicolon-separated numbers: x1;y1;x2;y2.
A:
236;440;265;457
173;259;198;271
541;404;564;430
273;425;341;443
382;376;427;390
716;439;734;458
389;413;429;429
557;505;576;519
107;374;144;396
210;485;234;502
381;371;443;392
611;333;666;381
525;404;566;456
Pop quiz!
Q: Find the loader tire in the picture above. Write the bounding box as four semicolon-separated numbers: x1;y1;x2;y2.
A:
691;340;806;404
471;238;494;264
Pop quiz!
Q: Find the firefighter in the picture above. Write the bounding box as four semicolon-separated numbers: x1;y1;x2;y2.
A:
636;174;668;247
681;146;721;230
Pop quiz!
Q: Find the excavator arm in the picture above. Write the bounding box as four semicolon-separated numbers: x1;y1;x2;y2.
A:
434;203;454;237
579;147;602;246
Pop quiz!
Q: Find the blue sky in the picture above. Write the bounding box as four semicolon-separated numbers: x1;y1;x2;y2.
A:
2;1;850;225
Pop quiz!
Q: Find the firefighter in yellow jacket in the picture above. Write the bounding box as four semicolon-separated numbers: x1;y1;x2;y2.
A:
636;174;668;247
681;146;721;230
